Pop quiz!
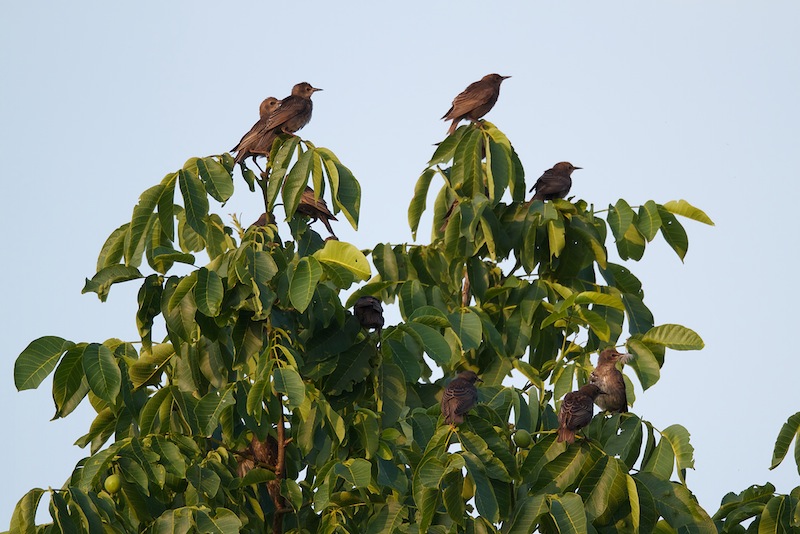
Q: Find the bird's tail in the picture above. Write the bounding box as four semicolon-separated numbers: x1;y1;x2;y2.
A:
531;192;545;201
557;426;575;444
447;119;460;136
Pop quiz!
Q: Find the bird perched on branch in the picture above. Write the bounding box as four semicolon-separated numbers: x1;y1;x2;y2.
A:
231;97;280;165
529;162;582;201
442;73;510;135
296;186;338;238
267;82;322;135
441;371;482;425
353;296;384;331
590;348;632;413
557;384;601;444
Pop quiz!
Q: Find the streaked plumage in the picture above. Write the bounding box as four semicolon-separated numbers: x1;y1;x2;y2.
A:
442;73;510;135
353;296;384;331
590;348;632;413
529;162;582;201
296;186;337;237
557;384;601;444
441;371;481;425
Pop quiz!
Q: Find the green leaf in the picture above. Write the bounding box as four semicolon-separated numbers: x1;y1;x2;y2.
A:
462;450;500;523
409;168;436;239
289;256;323;312
642;438;676;480
314;240;371;281
283;148;315;218
196;157;233;203
626;337;661;390
178;169;209;237
507;494;547;534
82;343;122;404
186;464;221;499
331;160;361;229
657;205;689;261
195;268;224;317
662;199;714;225
608;199;635;242
448;309;482;351
642;324;704;350
404;322;453;365
324;340;375;396
52;344;90;419
334;458;372;488
97;223;128;270
152;508;193;534
547;218;566;258
450;128;482;196
82;265;144;302
548;493;588;534
196;386;236;436
575;291;626;311
15;336;75;391
273;366;305;410
125;184;163;268
759;495;798;534
636;473;716;533
9;488;44;534
770;411;800;471
636;200;662;241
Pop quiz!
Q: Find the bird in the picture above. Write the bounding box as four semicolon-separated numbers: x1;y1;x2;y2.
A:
589;348;632;413
266;82;322;135
442;73;510;135
353;296;384;331
529;162;582;201
441;370;482;425
557;384;601;444
231;97;280;165
295;186;338;238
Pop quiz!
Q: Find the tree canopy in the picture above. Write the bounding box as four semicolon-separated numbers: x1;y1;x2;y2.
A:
9;110;800;533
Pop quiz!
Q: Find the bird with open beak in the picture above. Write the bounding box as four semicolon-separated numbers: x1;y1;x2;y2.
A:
589;348;632;413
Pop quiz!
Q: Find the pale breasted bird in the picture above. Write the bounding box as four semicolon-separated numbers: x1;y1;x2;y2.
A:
296;186;337;238
353;296;384;331
441;371;482;425
529;162;582;201
442;74;510;135
589;348;632;413
557;384;601;444
232;97;280;165
266;82;322;135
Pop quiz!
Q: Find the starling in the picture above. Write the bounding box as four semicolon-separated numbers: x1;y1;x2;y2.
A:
266;82;322;135
589;348;632;413
249;212;276;228
529;162;582;201
442;73;510;135
354;296;384;331
441;371;482;425
296;186;338;238
557;384;601;444
231;97;280;165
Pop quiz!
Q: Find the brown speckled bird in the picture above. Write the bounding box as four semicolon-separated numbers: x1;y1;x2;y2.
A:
296;186;337;237
441;371;482;425
232;97;280;165
590;348;632;413
353;296;384;331
557;384;601;444
267;82;322;135
529;162;582;201
442;74;510;135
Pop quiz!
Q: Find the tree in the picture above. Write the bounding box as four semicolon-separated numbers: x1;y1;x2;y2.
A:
9;115;799;533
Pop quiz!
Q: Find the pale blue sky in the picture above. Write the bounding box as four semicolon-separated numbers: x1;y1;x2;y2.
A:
2;1;799;526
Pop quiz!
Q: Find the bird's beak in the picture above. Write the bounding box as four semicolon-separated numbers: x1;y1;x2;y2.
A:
573;166;583;170
476;377;484;383
501;75;512;80
313;87;323;92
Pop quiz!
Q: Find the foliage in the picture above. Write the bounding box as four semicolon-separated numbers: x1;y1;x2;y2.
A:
10;118;798;533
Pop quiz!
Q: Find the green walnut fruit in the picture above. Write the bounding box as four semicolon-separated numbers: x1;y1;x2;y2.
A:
513;429;532;449
104;474;122;494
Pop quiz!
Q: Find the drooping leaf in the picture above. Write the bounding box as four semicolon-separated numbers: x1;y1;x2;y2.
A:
15;336;75;391
642;324;704;350
662;199;714;225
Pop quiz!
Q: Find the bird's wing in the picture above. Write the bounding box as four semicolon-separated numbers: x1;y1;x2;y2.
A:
231;116;270;153
444;80;495;119
530;173;569;196
266;97;303;130
446;382;478;415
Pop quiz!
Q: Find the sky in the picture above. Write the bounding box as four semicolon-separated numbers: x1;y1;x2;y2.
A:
2;1;799;527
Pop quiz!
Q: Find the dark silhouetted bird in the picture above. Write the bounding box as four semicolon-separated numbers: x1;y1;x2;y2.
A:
590;348;632;413
529;162;582;201
441;371;482;425
232;97;280;165
249;212;276;229
557;384;601;444
442;74;510;135
354;296;384;331
267;82;322;135
296;186;338;238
